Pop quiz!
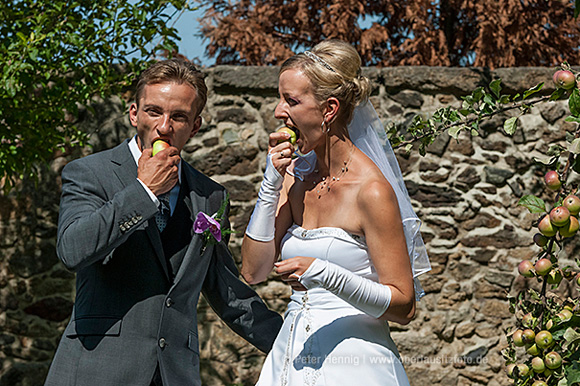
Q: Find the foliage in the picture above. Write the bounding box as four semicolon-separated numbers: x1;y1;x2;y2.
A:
397;63;580;385
0;0;189;192
197;0;580;67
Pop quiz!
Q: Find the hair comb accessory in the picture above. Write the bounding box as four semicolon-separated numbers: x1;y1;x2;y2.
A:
304;51;336;73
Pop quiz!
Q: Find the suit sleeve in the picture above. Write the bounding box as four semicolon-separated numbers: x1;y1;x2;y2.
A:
57;159;158;271
202;191;283;353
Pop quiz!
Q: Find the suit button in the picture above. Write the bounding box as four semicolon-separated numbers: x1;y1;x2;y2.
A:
166;298;173;307
158;338;166;348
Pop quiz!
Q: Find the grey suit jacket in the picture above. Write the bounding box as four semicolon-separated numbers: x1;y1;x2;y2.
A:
45;140;282;386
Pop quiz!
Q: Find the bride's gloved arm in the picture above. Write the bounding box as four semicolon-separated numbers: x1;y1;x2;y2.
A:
242;141;294;284
297;259;391;318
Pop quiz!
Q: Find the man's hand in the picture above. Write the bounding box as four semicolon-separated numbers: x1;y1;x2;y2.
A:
138;146;180;195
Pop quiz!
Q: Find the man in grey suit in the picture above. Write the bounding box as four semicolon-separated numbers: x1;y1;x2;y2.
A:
45;59;282;386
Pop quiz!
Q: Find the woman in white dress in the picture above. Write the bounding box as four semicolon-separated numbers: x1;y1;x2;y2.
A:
241;39;431;386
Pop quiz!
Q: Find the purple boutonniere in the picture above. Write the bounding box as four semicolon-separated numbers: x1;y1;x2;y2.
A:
193;194;234;251
194;212;222;242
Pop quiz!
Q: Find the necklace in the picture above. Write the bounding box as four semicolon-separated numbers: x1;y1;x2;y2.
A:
311;146;354;199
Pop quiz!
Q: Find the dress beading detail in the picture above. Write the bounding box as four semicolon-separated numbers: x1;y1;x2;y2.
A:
280;291;321;386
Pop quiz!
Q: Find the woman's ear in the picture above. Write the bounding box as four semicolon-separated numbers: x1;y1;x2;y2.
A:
323;97;340;124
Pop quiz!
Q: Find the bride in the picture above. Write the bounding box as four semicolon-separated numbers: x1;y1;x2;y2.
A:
241;39;431;386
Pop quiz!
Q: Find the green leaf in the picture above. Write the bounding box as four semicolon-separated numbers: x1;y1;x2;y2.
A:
570;138;580;154
565;116;580;123
570;88;580;116
523;82;544;100
503;117;518;135
565;360;580;385
489;79;502;98
550;87;567;101
564;327;580;345
448;125;462;139
518;195;547;213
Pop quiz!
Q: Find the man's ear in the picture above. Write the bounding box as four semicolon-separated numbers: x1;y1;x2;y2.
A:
190;116;202;138
323;97;340;124
129;103;138;127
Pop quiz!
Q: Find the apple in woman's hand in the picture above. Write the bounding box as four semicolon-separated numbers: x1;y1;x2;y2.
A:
277;126;297;145
152;140;170;156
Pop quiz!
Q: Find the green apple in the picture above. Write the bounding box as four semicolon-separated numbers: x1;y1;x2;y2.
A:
535;330;554;350
276;126;297;145
559;215;579;238
506;363;516;378
538;215;557;237
532;381;548;386
544;351;562;369
152;140;170;156
546;269;563;285
556;309;573;322
516;363;530;377
526;343;541;356
522;329;536;344
531;357;546;373
513;330;525;347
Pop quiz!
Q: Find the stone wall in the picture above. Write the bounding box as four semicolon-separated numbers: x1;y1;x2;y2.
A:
1;66;579;386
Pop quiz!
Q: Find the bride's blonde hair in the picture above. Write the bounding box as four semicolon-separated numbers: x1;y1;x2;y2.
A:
280;40;371;124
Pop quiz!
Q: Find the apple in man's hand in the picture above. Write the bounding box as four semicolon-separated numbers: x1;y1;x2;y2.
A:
152;140;170;156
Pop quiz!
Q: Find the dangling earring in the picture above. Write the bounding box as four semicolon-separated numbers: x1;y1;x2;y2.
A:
321;120;330;133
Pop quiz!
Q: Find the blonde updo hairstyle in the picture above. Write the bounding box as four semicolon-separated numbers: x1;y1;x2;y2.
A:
280;39;371;125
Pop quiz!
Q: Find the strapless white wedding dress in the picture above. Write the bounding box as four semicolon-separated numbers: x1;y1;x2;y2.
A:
256;224;410;386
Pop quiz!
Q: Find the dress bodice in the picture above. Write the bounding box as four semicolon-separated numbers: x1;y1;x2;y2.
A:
281;225;380;313
281;224;378;281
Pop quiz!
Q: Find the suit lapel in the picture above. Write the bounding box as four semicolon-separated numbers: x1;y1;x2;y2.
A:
110;140;170;280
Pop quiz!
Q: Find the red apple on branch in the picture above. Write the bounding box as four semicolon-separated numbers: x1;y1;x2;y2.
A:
553;70;576;90
563;194;580;216
535;258;553;276
544;170;562;191
550;206;570;227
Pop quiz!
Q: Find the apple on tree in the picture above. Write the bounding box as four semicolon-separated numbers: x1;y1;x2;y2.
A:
535;330;554;350
538;215;557;237
535;258;553;276
531;356;546;373
544;351;562;370
552;70;577;90
518;260;535;278
563;194;580;216
544;170;562;191
549;206;570;227
559;215;579;238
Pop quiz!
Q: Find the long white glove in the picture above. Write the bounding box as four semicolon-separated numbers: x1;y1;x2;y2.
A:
245;153;284;242
298;259;392;318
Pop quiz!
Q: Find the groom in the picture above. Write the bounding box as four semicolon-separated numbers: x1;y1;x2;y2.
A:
45;59;282;386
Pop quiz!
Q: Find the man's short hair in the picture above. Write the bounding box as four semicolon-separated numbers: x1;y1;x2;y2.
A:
135;59;208;117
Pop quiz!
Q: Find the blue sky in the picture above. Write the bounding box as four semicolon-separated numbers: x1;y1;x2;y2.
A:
169;6;213;66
